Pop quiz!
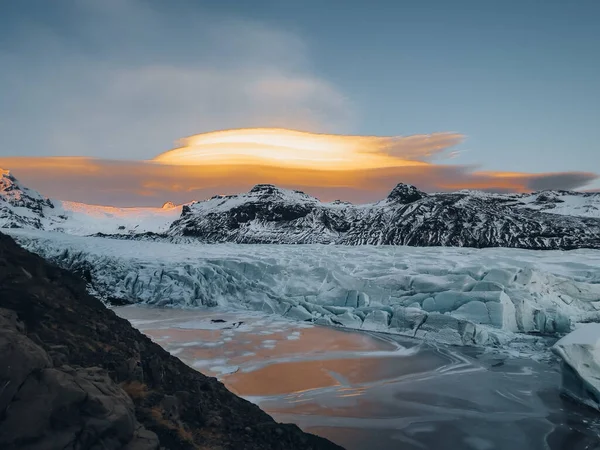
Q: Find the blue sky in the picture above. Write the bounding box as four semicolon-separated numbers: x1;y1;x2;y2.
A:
0;0;599;202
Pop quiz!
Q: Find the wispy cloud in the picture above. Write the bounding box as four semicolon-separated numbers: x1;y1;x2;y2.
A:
0;0;352;160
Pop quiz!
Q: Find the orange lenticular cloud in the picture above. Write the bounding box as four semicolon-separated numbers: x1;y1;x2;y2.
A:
152;128;464;170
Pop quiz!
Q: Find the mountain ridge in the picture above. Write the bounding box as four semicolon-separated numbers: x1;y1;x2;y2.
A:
2;169;600;249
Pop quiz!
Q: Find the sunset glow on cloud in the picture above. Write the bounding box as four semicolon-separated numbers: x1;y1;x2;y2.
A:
153;128;464;170
0;128;597;207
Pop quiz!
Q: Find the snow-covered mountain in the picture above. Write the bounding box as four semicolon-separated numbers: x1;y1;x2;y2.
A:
169;183;600;249
0;169;181;235
2;169;600;249
0;169;58;229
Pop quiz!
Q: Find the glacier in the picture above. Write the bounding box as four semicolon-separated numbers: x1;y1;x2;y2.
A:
9;229;600;349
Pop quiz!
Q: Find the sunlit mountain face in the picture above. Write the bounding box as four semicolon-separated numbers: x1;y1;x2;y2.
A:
152;128;464;170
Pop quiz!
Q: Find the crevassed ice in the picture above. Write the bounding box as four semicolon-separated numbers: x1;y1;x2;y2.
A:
8;229;600;348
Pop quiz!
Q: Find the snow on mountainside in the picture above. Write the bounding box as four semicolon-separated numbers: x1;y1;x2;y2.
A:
2;168;600;249
169;183;600;249
168;184;360;244
0;170;181;235
57;201;182;235
0;169;58;229
518;190;600;218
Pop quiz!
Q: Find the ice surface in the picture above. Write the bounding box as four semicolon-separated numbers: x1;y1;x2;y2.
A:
9;229;600;349
552;324;600;411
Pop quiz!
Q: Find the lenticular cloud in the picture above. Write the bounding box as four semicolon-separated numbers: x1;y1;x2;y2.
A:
152;128;464;170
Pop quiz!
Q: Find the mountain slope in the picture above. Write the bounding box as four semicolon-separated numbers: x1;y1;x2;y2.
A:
2;168;600;249
0;231;343;450
0;169;58;229
168;184;600;249
0;170;180;235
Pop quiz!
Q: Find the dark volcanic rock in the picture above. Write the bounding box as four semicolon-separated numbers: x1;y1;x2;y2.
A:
0;232;343;450
386;183;426;204
0;309;160;450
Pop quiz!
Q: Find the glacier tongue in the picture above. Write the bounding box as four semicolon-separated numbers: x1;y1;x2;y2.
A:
8;229;600;348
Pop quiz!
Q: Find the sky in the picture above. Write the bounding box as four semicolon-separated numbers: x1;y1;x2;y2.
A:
0;0;599;206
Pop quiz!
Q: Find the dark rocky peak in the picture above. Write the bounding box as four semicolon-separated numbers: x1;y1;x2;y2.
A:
387;183;427;204
533;191;566;204
248;184;314;202
249;184;280;194
330;199;352;206
0;170;26;198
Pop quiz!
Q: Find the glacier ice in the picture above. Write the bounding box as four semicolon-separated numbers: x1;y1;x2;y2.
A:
552;324;600;411
7;229;600;348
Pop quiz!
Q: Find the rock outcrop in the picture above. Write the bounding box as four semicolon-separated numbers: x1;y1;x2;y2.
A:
0;232;343;450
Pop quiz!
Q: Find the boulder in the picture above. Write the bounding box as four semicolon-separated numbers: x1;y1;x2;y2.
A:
0;310;159;450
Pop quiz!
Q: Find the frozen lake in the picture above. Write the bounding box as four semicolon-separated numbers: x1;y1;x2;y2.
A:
116;306;600;450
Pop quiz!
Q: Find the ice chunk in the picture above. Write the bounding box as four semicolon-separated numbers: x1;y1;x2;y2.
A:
410;274;475;293
315;316;334;326
471;280;503;292
341;290;369;308
285;305;314;322
333;311;363;328
482;268;517;285
415;313;466;346
552;324;600;411
453;301;490;325
362;310;390;330
390;307;427;334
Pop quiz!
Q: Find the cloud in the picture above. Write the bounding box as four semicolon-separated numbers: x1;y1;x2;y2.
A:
0;156;597;207
0;0;352;160
525;173;599;191
153;128;463;170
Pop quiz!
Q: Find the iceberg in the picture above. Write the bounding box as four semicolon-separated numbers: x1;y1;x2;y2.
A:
552;324;600;411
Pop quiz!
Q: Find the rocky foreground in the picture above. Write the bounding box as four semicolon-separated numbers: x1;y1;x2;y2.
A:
0;232;343;450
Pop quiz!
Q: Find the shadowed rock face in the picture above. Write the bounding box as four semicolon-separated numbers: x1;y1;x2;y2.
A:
0;312;160;450
0;233;344;450
386;183;426;204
